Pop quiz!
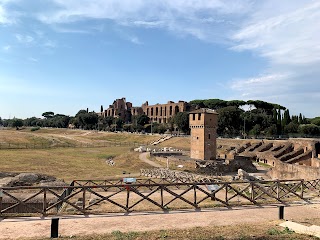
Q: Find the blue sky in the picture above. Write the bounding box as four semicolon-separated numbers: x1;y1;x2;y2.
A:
1;0;320;119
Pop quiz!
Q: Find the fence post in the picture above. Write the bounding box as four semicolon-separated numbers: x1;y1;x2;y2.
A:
251;182;254;201
193;184;198;208
0;188;3;216
160;186;164;209
51;218;59;238
43;188;47;215
279;206;285;219
225;183;228;204
82;188;86;211
126;185;130;211
276;180;280;200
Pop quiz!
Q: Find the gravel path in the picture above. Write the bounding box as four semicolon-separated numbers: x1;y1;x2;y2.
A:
139;152;163;168
1;202;319;239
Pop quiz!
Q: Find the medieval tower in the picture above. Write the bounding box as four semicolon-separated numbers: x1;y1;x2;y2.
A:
189;108;218;160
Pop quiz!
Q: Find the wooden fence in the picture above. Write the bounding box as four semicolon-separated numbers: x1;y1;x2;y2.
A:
0;179;319;216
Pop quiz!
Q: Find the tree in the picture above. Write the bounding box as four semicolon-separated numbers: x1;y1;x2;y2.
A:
249;124;261;137
277;109;282;135
265;124;277;136
42;112;54;119
115;118;124;130
285;122;299;134
100;105;104;113
226;100;247;107
299;124;320;136
299;113;303;124
310;117;320;126
0;117;3;126
217;106;243;136
136;114;150;126
11;118;23;129
173;112;190;134
74;110;98;129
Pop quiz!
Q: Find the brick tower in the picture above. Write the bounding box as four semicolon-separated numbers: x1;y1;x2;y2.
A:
189;108;218;160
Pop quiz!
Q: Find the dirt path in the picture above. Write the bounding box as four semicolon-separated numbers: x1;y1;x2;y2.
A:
0;202;319;239
139;152;163;168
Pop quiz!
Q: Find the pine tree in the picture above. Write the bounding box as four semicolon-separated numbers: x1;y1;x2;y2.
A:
100;105;104;113
273;108;277;123
277;109;282;134
299;113;303;124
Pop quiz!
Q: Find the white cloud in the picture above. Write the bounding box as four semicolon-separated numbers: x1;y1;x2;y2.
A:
228;1;320;116
232;1;320;65
15;34;34;44
35;0;252;43
43;40;56;48
130;36;142;45
28;57;38;62
2;44;11;51
0;4;9;24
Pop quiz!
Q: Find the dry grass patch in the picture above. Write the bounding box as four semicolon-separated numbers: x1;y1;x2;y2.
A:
1;129;161;147
32;221;317;240
157;137;190;150
0;147;149;181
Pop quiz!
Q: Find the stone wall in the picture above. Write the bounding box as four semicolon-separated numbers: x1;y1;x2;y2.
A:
102;98;189;124
141;100;188;124
268;158;320;180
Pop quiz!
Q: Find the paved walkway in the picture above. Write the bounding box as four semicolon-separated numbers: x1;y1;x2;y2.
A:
1;202;319;239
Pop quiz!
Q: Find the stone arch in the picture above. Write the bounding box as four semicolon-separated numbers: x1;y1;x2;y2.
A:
147;108;149;116
156;107;159;116
164;107;167;116
175;106;179;114
169;106;173;115
160;107;163;116
151;108;154;116
315;142;320;158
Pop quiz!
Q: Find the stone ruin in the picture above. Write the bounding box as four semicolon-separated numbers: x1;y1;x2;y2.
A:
0;172;66;187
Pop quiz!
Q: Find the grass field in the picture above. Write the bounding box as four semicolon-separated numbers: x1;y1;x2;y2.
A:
0;147;152;181
0;128;164;181
0;128;162;147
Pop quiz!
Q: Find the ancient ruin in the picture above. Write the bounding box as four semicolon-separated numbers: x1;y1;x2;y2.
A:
217;138;320;180
189;108;218;160
102;97;189;123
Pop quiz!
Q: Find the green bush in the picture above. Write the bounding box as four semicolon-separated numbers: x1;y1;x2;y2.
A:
31;126;40;131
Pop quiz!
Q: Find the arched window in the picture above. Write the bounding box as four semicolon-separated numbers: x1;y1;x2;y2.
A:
175;106;179;114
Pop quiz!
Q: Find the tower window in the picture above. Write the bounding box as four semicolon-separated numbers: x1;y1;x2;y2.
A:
193;114;196;120
198;113;201;120
209;134;211;139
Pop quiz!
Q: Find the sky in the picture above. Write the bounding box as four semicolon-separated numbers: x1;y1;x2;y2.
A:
0;0;320;119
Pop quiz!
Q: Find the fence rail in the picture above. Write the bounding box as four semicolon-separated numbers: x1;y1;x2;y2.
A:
0;179;319;216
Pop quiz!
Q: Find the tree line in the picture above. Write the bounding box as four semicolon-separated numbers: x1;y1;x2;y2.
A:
1;99;320;137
